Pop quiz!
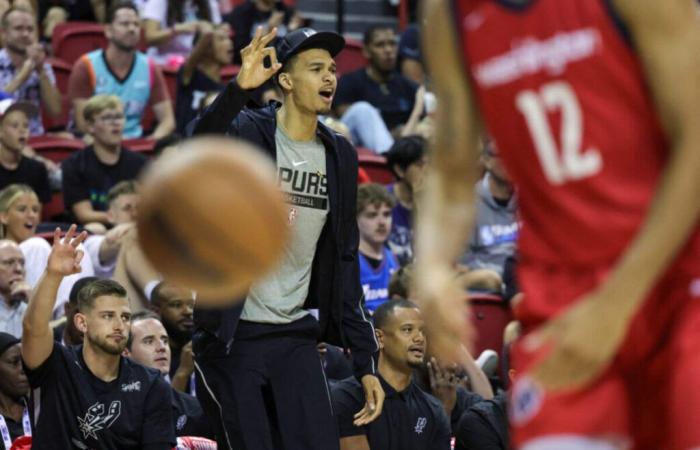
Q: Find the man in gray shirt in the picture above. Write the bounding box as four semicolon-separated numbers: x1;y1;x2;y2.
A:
0;240;30;338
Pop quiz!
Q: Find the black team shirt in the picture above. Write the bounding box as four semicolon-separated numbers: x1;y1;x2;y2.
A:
24;343;175;450
332;374;451;450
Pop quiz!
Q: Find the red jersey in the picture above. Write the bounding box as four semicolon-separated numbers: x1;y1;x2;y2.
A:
454;0;700;269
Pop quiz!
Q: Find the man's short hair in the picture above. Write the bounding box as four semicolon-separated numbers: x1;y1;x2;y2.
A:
357;183;396;215
107;180;138;207
83;94;122;123
106;0;139;24
68;276;100;306
126;310;162;349
77;279;127;312
1;6;34;29
373;298;418;330
384;135;426;178
363;24;395;46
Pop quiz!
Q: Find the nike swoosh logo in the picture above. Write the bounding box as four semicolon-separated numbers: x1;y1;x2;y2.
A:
292;160;308;167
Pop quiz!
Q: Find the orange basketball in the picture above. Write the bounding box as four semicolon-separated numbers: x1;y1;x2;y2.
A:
137;136;289;305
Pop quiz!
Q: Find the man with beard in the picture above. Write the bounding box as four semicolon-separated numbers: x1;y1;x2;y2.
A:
0;7;61;136
188;26;383;450
21;225;175;450
332;299;450;450
332;26;418;153
67;1;175;139
149;282;194;391
0;332;30;450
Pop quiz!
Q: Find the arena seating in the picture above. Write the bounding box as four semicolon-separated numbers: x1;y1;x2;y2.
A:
468;292;513;357
42;58;73;131
51;22;107;64
357;147;393;183
335;38;365;76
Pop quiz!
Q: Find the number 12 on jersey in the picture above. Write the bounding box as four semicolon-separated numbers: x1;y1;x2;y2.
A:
516;81;602;185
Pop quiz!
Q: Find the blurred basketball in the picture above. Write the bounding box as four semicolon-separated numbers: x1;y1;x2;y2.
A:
137;136;289;305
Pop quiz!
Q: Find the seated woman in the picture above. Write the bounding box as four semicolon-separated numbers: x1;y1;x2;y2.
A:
141;0;222;66
0;184;95;319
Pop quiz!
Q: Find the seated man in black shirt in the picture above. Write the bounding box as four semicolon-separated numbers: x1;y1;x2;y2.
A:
124;311;213;439
0;332;30;450
0;100;51;204
61;95;148;227
332;299;451;450
21;225;175;450
333;26;418;153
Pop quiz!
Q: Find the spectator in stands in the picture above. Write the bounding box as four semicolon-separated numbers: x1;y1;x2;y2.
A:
0;7;61;136
83;181;138;278
68;1;175;139
149;282;194;391
397;23;423;84
141;0;221;66
39;0;109;42
460;141;518;277
175;22;231;133
357;183;398;312
332;299;451;450
0;99;50;203
0;184;95;319
333;25;418;153
225;0;303;65
21;229;176;449
0;240;30;338
124;311;213;438
61;95;148;227
0;332;30;448
384;136;427;266
53;276;98;346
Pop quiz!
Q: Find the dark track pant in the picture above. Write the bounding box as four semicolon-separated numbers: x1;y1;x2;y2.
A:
193;316;340;450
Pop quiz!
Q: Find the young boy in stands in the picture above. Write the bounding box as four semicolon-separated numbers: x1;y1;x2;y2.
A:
0;100;50;203
61;95;148;228
357;183;398;312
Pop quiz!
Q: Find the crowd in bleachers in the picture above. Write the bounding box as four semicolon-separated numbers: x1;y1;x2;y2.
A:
0;0;522;448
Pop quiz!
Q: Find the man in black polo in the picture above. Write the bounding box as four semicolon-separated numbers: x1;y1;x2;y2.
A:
332;299;451;450
188;26;384;450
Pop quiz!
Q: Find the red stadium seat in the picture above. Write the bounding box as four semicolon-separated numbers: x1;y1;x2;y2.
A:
51;22;107;65
123;138;156;154
336;38;365;76
468;292;513;357
42;58;73;131
357;147;394;184
29;135;85;163
40;193;64;222
159;64;179;104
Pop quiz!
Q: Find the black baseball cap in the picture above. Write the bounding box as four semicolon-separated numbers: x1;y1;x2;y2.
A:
275;28;345;64
0;332;19;357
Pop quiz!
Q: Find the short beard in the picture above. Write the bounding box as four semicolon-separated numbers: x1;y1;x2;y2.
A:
111;39;136;52
407;358;425;370
87;333;125;355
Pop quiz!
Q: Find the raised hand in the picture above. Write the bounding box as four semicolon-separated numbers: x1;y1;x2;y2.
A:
237;26;282;90
46;225;88;277
428;357;462;414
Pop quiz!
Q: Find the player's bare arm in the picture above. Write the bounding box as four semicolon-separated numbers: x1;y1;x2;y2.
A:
22;225;88;369
529;0;700;390
413;0;481;365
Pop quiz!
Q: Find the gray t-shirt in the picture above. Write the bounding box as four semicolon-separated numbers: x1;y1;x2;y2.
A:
0;296;27;338
241;127;329;323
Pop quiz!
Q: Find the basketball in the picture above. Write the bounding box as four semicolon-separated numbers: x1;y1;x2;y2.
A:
137;136;289;305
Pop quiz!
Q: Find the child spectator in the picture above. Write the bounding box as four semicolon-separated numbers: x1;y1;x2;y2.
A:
0;7;61;136
175;22;231;133
0;99;50;203
357;183;398;312
61;95;148;227
141;0;221;66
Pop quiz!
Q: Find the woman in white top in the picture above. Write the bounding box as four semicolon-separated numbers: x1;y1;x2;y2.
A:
141;0;222;66
0;184;94;319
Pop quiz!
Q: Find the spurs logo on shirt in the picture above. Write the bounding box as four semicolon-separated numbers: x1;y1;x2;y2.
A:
414;417;427;434
77;401;122;439
278;167;328;210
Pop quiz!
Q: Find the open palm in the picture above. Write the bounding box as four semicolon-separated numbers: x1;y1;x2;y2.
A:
46;225;88;276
